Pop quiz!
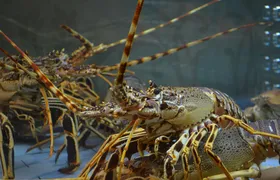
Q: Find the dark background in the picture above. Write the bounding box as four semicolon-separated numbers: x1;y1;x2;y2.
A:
1;0;279;108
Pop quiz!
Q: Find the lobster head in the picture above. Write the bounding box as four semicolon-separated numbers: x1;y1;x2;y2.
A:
77;80;197;124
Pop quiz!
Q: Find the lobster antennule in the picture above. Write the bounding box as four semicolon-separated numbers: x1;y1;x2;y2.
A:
99;21;273;72
115;0;144;86
0;30;80;113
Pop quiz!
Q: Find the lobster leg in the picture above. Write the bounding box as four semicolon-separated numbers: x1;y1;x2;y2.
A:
26;133;64;153
154;135;170;158
216;115;280;140
190;127;208;179
179;132;197;179
205;163;260;180
78;121;95;148
54;143;66;164
2;120;14;179
79;126;146;178
0;118;8;180
11;110;40;146
89;135;116;179
163;130;193;179
76;77;94;90
204;124;233;180
58;113;80;174
59;80;99;107
76;82;100;105
39;87;54;157
118;118;142;180
79;119;107;141
55;119;104;164
55;120;91;164
0;113;14;179
26;107;65;154
93;129;149;180
88;123;144;179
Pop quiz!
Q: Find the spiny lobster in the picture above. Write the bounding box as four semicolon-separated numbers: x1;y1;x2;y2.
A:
244;89;280;122
0;0;223;178
91;127;254;180
0;0;277;180
34;1;225;173
0;49;70;179
92;118;280;180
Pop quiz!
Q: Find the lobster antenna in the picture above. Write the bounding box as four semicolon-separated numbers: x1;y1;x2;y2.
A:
61;25;94;49
0;48;37;77
61;0;220;67
105;0;220;49
0;61;21;72
59;21;272;78
60;25;96;66
99;22;272;72
115;0;144;86
0;49;24;73
78;0;145;177
0;31;80;113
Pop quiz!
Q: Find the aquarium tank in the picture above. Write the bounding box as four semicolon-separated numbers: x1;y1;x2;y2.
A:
0;0;280;179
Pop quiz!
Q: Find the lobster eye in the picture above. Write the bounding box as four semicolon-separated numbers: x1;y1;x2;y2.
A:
153;88;161;95
55;58;61;64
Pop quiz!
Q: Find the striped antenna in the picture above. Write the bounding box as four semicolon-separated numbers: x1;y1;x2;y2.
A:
61;25;94;49
61;0;220;67
104;0;220;50
0;49;23;73
115;0;144;86
0;31;81;113
60;25;96;66
0;48;37;77
0;62;21;72
58;21;271;79
98;22;272;72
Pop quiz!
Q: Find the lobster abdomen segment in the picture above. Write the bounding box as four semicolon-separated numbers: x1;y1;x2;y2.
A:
200;87;244;119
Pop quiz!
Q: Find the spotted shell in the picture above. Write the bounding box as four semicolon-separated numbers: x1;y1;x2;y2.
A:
252;89;280;106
